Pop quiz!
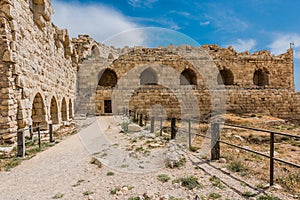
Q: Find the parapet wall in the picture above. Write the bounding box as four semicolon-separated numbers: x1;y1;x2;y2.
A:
203;45;294;90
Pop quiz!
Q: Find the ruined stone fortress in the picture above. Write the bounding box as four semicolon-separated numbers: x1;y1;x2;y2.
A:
0;0;299;142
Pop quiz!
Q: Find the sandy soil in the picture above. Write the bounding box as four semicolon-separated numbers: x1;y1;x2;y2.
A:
0;116;294;200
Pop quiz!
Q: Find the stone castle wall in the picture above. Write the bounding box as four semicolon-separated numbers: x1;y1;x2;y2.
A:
78;45;299;122
0;0;79;141
0;0;299;142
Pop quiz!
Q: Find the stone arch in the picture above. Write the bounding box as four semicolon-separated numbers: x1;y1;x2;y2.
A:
98;68;118;87
31;93;47;127
253;69;269;86
91;45;100;58
218;69;234;85
140;68;158;85
50;96;59;124
69;99;73;119
61;98;67;122
180;68;197;85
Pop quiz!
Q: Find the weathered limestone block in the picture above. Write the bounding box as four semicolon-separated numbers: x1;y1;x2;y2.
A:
2;50;16;62
1;4;15;20
127;124;142;132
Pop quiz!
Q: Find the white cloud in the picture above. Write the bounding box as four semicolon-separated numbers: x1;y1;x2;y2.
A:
201;4;249;33
200;21;210;26
268;34;300;58
230;39;256;52
128;0;158;8
52;0;145;46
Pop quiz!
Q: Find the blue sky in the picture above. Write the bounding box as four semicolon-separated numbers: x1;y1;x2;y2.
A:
52;0;300;90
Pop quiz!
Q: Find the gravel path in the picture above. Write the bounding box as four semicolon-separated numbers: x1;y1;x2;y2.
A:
0;116;289;200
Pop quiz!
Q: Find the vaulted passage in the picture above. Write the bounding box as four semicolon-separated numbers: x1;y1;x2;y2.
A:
61;98;67;121
98;68;118;87
218;69;234;85
253;69;269;86
180;68;197;85
31;93;46;127
50;97;59;124
69;99;73;119
140;68;157;85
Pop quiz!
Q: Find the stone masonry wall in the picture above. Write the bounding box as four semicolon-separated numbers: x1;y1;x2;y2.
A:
203;45;294;90
1;0;299;142
77;44;299;123
0;0;78;142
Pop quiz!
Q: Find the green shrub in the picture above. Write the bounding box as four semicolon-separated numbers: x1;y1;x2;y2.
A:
242;191;255;197
227;160;247;176
174;175;203;190
52;193;64;199
106;171;114;176
209;175;225;189
208;193;221;199
83;191;94;196
257;195;281;200
157;174;171;183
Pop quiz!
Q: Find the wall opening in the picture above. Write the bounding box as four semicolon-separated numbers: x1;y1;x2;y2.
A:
253;69;269;86
104;100;112;113
31;93;46;127
61;98;67;121
50;97;59;124
218;69;234;85
69;99;73;119
180;68;197;85
140;68;158;85
91;45;100;58
98;69;118;87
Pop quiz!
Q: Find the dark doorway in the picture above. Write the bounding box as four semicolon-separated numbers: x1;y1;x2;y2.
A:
104;100;112;113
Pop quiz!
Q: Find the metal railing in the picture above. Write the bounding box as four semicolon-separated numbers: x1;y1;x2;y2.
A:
125;109;300;186
17;124;55;157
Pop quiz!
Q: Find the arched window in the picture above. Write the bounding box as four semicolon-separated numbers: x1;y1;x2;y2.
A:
98;69;118;87
91;45;100;58
218;69;234;85
31;93;46;127
180;68;197;85
140;68;157;85
69;99;73;119
253;69;269;86
50;97;59;124
61;98;67;122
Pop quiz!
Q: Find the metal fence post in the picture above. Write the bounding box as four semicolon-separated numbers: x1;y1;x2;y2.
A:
139;113;143;126
188;119;192;149
160;117;163;136
270;132;275;186
150;116;155;133
17;130;25;157
49;124;54;143
171;118;176;139
133;111;136;123
211;123;220;160
37;126;41;149
144;115;148;126
29;125;33;141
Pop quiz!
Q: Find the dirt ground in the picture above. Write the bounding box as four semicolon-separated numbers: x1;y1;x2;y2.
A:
0;116;298;200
